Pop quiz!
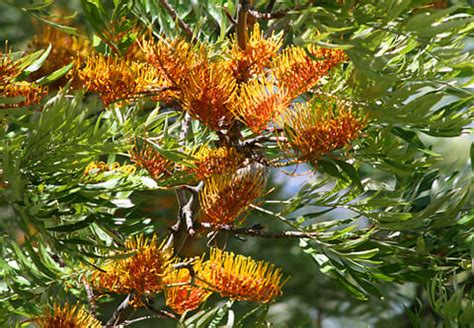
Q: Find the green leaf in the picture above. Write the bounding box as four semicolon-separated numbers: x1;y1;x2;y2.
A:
36;62;73;85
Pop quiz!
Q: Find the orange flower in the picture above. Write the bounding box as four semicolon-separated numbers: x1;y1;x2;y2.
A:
144;38;237;130
0;82;48;108
232;79;289;134
76;54;161;106
272;45;347;99
1;45;48;108
29;24;91;83
0;45;19;83
129;143;174;179
199;248;286;303
192;146;244;180
228;24;282;82
142;37;200;101
180;59;237;130
199;166;266;226
33;303;101;328
281;99;365;162
164;259;212;314
92;235;175;305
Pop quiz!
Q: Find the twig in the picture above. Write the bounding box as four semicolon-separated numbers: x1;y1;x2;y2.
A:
107;293;135;326
123;315;162;326
158;0;194;40
142;299;177;320
224;7;237;25
83;278;97;316
199;223;320;239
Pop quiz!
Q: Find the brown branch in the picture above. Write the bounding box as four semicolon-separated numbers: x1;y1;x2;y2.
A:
224;7;237;25
159;0;194;40
142;299;177;320
199;223;320;239
236;0;254;49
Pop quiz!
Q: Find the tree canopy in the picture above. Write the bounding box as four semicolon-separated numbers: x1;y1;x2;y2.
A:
0;0;472;327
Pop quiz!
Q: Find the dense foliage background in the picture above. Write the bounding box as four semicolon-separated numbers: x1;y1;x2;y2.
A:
0;0;473;327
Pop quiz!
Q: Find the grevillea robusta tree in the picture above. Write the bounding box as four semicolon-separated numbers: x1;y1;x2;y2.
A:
0;0;472;327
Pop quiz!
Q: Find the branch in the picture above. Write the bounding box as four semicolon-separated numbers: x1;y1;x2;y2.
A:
107;293;135;326
82;278;97;316
199;223;320;239
236;0;254;49
142;299;177;320
159;0;194;40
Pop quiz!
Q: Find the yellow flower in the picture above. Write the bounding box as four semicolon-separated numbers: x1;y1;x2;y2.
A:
92;235;175;305
33;303;101;328
272;45;347;99
228;24;283;82
83;161;136;176
232;79;289;134
280;99;365;162
199;166;266;226
129;143;174;179
199;248;286;303
76;54;161;106
192;146;244;180
164;258;212;314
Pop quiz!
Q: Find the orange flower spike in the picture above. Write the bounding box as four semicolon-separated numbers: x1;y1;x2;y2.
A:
281;100;365;162
201;248;286;303
29;24;91;80
232;79;289;134
192;146;244;180
142;37;200;101
228;24;283;82
164;259;212;314
0;82;48;108
180;60;237;130
0;46;19;83
199;167;266;226
76;55;160;106
272;45;347;99
93;235;175;304
33;303;101;328
129;143;174;179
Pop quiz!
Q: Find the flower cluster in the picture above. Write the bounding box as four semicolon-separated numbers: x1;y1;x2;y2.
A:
281;99;365;162
227;24;283;82
199;248;286;303
33;303;101;328
191;146;245;180
92;235;174;305
164;258;212;314
75;55;161;106
93;234;286;314
199;165;266;226
29;24;91;84
139;25;348;134
0;47;48;108
272;45;347;99
129;143;174;179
